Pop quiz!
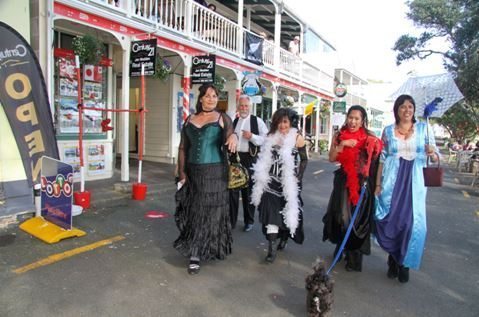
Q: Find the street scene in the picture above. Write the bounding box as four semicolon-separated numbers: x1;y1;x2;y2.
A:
1;1;479;316
1;154;478;317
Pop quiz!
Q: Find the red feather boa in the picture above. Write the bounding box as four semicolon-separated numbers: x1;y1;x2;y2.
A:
336;127;382;205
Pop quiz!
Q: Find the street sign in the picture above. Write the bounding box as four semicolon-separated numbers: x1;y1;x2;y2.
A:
333;101;346;113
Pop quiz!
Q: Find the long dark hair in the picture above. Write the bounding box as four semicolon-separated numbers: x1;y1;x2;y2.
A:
393;94;417;124
268;107;299;135
195;84;219;113
342;105;374;135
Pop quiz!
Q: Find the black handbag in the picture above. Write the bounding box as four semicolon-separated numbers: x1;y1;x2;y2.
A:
423;157;443;187
227;153;249;189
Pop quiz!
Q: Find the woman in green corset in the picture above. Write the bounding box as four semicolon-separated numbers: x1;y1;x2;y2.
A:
174;84;238;274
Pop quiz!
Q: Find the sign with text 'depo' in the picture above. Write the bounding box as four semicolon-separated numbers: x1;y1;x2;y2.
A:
130;39;157;77
191;55;215;84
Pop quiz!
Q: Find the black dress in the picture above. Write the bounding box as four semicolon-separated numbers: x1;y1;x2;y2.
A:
258;145;307;243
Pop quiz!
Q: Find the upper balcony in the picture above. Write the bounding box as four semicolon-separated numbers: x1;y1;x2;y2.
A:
63;0;335;96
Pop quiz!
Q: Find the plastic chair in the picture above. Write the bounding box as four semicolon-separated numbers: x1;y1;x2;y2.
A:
456;151;473;172
447;147;457;164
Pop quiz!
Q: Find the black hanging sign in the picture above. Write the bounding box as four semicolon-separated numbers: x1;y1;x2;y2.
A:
191;55;215;84
244;33;263;65
130;39;157;77
0;22;59;186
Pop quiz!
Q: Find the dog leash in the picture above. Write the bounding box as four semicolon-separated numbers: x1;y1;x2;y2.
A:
326;182;367;275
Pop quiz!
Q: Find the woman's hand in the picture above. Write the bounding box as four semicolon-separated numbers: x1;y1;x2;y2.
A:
226;133;238;153
374;185;382;196
425;145;438;162
341;139;357;148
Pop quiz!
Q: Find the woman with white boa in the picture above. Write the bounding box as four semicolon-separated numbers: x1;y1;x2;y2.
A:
251;108;308;263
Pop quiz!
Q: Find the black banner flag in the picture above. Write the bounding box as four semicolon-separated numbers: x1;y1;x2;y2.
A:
244;33;263;66
0;22;59;186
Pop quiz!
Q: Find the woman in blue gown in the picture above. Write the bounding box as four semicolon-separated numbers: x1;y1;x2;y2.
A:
374;94;439;283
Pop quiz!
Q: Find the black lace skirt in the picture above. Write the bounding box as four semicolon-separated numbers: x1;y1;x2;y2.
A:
174;163;232;261
322;168;374;254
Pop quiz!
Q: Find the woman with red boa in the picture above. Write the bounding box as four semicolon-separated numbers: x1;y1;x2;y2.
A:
322;105;382;272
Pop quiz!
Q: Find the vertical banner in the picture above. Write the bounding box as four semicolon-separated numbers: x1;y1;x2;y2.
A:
129;39;157;77
244;33;263;65
0;22;59;186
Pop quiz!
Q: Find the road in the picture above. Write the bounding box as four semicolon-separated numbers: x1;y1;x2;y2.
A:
0;156;478;316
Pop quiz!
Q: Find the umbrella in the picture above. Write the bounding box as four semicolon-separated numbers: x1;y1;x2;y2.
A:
391;73;464;118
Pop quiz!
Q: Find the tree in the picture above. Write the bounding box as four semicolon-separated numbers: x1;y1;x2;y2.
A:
393;0;479;136
436;104;477;142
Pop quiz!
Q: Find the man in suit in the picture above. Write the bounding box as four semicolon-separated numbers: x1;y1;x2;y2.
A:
230;95;268;231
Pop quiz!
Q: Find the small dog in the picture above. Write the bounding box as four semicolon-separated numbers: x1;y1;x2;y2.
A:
305;259;334;317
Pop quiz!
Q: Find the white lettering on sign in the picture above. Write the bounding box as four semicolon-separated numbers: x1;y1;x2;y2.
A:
0;44;27;62
192;56;214;68
132;42;155;56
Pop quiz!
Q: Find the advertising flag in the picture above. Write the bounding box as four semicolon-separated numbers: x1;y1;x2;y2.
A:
0;22;59;186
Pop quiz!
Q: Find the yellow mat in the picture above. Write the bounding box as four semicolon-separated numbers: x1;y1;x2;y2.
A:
20;217;86;244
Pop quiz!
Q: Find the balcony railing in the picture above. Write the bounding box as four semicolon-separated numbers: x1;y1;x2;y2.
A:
72;0;330;92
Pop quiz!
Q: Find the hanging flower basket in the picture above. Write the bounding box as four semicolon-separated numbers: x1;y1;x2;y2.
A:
214;74;226;92
72;34;104;65
319;102;330;117
154;56;172;81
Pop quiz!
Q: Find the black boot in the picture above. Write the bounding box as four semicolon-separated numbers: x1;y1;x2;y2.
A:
265;234;278;263
398;265;409;283
345;250;362;272
277;237;288;251
387;255;399;279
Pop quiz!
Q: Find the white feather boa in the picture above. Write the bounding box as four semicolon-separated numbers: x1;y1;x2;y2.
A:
252;128;300;235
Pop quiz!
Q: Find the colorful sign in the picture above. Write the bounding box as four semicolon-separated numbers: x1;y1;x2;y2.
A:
0;22;59;186
334;83;347;98
41;157;74;230
333;101;346;113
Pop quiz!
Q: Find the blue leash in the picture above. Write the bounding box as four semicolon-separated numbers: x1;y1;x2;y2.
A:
326;182;368;275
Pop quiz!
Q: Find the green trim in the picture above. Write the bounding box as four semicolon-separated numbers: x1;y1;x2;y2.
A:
56;134;107;141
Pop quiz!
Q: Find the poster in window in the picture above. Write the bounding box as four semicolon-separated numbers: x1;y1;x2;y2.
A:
59;78;78;97
83;81;102;100
59;97;80;133
83;65;103;82
62;145;81;175
87;144;106;176
59;57;76;79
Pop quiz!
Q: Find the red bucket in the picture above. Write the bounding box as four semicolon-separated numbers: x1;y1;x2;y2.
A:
74;191;91;209
132;183;147;200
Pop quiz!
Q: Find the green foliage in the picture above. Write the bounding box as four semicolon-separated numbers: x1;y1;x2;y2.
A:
318;139;329;153
436;104;477;142
394;0;479;136
214;74;226;92
72;35;104;65
153;56;172;81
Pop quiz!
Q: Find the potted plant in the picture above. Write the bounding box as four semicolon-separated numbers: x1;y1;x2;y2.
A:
154;56;172;81
72;34;104;65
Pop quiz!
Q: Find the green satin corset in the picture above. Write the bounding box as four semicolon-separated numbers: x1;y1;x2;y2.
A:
185;122;223;164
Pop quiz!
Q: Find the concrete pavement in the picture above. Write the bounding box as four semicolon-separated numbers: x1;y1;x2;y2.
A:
0;154;478;316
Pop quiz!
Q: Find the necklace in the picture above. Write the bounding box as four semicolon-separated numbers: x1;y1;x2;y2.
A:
202;109;215;113
395;124;413;136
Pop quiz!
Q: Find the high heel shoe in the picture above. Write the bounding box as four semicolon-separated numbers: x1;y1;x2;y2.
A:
387;255;399;279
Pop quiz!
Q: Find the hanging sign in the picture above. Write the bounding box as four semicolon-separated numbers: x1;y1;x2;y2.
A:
334;83;347;98
191;55;215;84
130;39;157;77
0;22;59;186
333;101;346;113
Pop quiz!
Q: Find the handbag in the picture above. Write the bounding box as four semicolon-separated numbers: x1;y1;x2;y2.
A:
423;156;443;187
227;153;249;189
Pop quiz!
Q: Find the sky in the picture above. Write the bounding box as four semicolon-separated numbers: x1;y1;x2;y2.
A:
289;0;447;87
